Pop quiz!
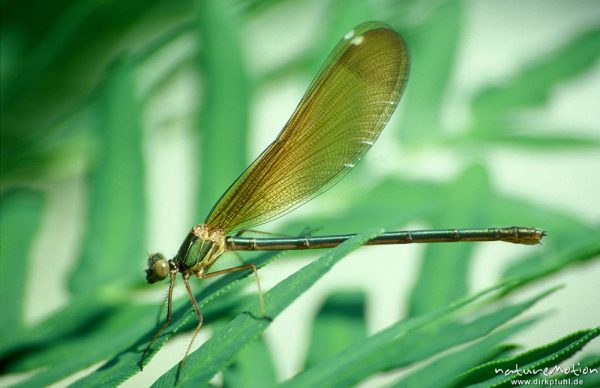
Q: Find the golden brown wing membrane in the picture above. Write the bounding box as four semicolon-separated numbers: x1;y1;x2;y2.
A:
206;22;409;233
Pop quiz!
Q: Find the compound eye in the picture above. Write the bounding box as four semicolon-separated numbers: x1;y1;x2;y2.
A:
145;253;169;283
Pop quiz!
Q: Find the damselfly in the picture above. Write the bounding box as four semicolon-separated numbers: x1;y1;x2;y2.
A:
141;21;544;369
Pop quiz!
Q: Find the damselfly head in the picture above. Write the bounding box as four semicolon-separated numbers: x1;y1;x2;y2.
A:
145;253;170;284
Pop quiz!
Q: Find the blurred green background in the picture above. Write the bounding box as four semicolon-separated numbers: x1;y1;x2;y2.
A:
1;0;599;386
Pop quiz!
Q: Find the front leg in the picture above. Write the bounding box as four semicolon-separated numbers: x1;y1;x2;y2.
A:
141;270;177;370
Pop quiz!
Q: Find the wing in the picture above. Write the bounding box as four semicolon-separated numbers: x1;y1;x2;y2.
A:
205;22;409;233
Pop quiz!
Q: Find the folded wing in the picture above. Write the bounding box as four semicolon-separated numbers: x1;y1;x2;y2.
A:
206;22;410;233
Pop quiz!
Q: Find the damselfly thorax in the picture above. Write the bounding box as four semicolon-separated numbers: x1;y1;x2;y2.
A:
145;224;226;282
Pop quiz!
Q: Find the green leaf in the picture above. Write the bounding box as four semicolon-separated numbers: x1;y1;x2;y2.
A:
523;354;600;386
304;291;367;368
408;165;491;316
281;285;558;387
503;232;600;290
0;295;119;366
574;355;600;385
279;177;441;235
459;326;600;387
487;191;593;244
68;57;146;294
459;129;600;150
222;334;277;388
237;0;289;15
197;0;251;220
11;302;154;388
0;189;44;350
472;28;600;127
318;0;378;65
1;0;196;182
392;316;541;387
152;229;382;386
397;0;463;144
